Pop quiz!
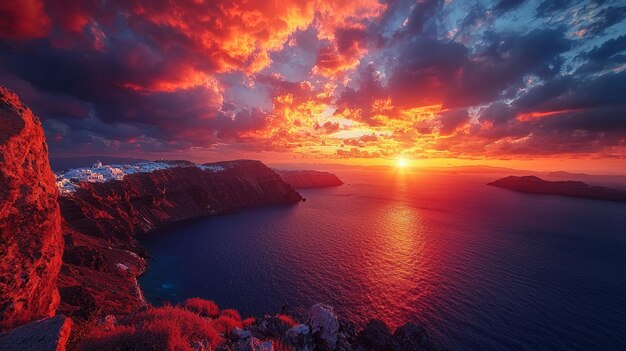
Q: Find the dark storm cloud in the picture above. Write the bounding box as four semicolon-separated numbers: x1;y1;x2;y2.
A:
576;34;626;73
516;70;626;113
341;28;570;114
584;5;626;36
535;0;574;15
494;0;527;14
438;109;470;135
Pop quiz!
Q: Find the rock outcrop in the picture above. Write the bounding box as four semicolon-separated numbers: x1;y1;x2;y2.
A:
0;86;63;330
277;170;343;189
309;303;340;350
234;304;442;351
0;315;72;351
488;175;626;203
57;160;304;317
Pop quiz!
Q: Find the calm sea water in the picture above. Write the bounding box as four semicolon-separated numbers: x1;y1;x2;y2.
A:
139;169;626;350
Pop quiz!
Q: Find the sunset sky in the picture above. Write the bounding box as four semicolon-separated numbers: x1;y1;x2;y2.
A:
1;0;625;172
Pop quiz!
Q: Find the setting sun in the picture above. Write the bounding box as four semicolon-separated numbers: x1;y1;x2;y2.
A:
396;157;408;168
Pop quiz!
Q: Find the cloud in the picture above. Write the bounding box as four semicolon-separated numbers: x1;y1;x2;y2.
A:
0;0;624;161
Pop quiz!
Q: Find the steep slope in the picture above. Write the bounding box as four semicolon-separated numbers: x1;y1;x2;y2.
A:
58;160;303;317
0;86;63;330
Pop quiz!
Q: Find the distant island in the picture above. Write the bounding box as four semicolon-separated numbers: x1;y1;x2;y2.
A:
276;169;344;188
488;176;626;203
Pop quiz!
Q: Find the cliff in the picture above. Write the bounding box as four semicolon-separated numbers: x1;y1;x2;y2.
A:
277;170;343;189
488;175;626;203
0;87;63;330
58;161;304;317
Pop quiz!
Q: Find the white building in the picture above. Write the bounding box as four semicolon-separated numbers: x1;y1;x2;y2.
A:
55;160;224;193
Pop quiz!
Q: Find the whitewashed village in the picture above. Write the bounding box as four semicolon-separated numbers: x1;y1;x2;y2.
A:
55;160;225;194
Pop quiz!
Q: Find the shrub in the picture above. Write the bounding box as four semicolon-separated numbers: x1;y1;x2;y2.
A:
80;305;223;351
212;315;242;336
276;314;298;327
219;308;241;322
242;317;256;328
181;298;219;318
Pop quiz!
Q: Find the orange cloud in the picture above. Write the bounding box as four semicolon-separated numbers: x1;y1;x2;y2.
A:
516;109;583;121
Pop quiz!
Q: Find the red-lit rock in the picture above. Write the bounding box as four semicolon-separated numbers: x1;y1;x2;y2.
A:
0;86;63;330
0;315;72;351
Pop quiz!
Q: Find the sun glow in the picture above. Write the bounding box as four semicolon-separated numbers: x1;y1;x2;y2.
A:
396;157;408;168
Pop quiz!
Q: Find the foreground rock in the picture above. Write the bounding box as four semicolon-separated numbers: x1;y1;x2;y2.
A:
277;170;343;189
488;175;626;203
232;304;443;351
58;160;304;317
0;315;72;351
0;86;63;330
309;303;340;350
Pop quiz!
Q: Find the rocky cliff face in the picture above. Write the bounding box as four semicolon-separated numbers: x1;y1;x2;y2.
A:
58;160;303;317
60;160;302;248
277;170;344;189
0;86;63;330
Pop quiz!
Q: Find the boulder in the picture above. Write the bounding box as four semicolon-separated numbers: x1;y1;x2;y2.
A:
0;315;72;351
235;337;274;351
393;323;438;351
356;319;397;351
286;324;313;351
232;326;252;340
309;303;339;350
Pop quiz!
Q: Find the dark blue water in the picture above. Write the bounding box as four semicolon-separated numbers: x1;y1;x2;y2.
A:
139;169;626;350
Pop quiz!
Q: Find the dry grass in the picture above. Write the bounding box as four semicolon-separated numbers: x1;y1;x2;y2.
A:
181;298;219;318
219;308;241;322
242;317;256;328
276;314;298;327
211;315;242;336
80;305;223;351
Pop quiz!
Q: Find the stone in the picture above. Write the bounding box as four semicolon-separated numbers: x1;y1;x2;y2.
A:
232;326;252;340
258;341;274;351
309;303;339;350
0;315;72;351
393;323;438;351
287;324;313;351
356;319;397;351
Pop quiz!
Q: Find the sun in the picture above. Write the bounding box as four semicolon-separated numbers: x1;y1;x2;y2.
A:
396;157;408;168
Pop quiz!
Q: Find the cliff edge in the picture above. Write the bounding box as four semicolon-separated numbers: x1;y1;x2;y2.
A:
0;86;63;330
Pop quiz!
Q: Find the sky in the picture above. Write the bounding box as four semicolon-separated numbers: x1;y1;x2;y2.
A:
0;0;625;172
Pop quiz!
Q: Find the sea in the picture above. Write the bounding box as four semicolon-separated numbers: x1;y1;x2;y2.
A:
139;168;626;350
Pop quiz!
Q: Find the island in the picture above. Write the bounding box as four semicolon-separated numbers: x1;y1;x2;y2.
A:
488;175;626;203
276;169;344;188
